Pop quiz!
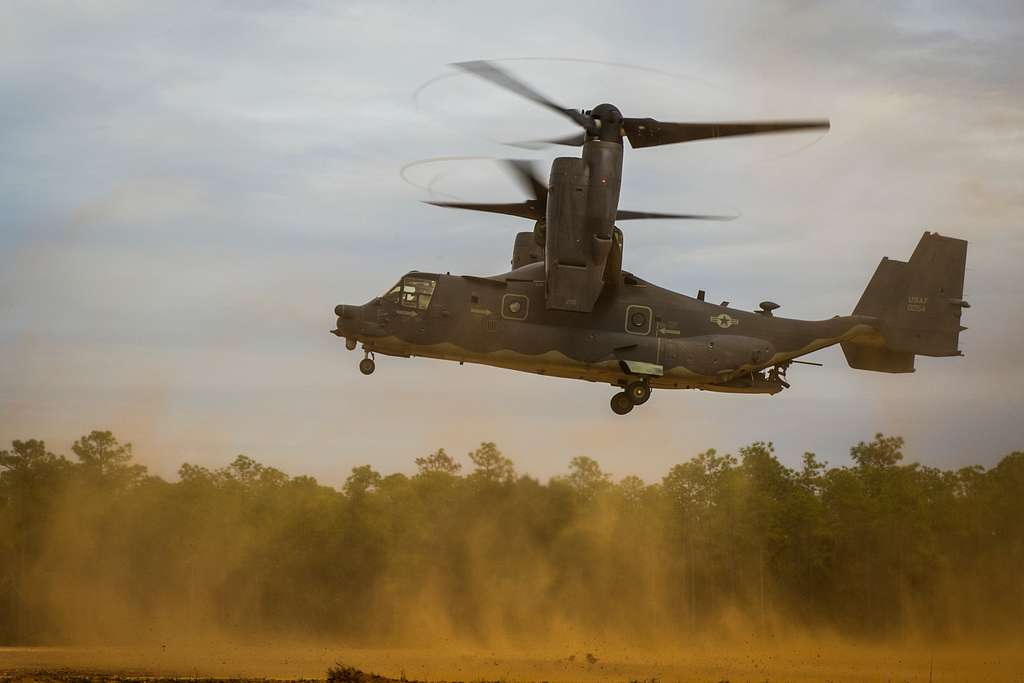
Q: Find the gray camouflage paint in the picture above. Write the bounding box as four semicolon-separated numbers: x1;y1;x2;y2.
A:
337;261;886;396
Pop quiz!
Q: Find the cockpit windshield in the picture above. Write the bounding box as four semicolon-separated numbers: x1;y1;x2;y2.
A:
383;275;437;310
401;277;436;310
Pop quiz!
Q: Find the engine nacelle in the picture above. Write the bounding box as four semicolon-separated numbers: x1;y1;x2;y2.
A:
544;140;623;312
511;231;544;270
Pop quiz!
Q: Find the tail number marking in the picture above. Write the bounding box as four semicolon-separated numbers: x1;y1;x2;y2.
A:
907;296;928;313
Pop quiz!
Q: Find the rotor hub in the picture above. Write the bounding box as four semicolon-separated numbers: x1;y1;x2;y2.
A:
585;103;624;142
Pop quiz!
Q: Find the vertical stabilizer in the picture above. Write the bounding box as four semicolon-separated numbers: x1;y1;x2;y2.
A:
843;232;968;372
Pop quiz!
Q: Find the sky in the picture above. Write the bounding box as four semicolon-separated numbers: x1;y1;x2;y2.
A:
2;1;1022;485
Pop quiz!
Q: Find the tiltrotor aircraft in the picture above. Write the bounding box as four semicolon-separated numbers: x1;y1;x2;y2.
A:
333;61;969;415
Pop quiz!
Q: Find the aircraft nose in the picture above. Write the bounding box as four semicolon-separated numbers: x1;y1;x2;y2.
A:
333;304;358;338
333;304;361;349
333;301;386;340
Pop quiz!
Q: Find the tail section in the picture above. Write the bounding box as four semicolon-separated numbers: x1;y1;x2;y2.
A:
843;232;968;373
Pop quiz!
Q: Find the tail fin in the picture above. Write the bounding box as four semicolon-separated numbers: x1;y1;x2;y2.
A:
842;232;968;373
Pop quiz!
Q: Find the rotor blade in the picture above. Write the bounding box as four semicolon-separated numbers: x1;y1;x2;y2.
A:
506;131;587;149
502;160;548;206
615;210;737;221
452;60;595;133
622;118;830;149
424;200;541;221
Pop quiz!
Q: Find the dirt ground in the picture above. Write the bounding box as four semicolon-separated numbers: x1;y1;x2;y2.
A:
2;642;1023;682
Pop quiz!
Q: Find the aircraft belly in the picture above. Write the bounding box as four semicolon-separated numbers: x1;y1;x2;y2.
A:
371;315;718;387
367;333;617;382
659;335;774;377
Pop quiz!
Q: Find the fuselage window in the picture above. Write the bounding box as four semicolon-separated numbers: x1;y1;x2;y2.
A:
400;277;437;310
625;304;653;335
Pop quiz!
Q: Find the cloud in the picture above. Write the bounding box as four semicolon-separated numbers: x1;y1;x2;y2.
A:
1;1;1022;484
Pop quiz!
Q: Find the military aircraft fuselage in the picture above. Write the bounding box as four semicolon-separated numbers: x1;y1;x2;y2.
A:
334;261;878;394
332;62;968;414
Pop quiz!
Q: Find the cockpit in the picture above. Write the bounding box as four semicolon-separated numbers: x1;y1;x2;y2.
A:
383;274;437;310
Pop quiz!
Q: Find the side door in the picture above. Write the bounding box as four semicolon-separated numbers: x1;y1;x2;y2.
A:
618;303;663;376
497;280;536;350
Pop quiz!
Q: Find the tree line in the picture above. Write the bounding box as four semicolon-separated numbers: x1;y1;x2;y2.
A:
0;430;1021;645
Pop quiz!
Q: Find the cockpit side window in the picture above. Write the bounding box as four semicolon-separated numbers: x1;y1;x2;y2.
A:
400;277;437;310
383;282;402;304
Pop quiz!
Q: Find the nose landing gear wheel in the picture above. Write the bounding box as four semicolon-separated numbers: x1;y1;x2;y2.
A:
626;381;651;405
610;392;634;415
359;357;375;375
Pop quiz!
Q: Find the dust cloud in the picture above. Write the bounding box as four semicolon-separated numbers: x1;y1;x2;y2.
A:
1;432;1023;680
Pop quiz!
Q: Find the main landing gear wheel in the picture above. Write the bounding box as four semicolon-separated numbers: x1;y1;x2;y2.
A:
359;357;376;375
626;381;651;405
345;337;358;351
610;392;634;415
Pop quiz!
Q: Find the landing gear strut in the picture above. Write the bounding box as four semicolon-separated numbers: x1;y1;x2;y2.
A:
359;351;375;375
